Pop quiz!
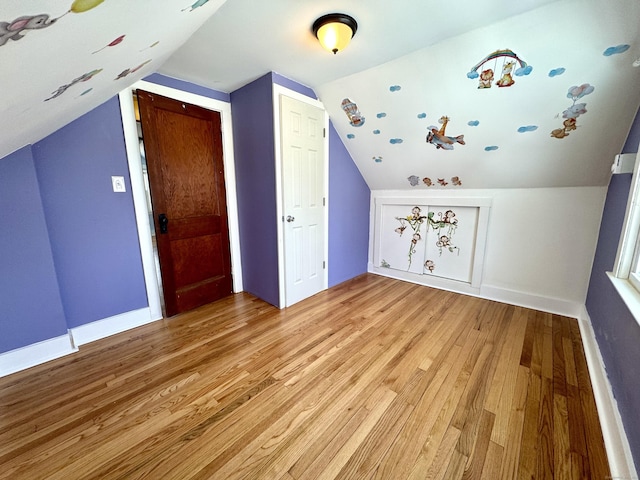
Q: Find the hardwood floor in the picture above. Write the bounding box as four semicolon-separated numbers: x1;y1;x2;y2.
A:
0;274;610;479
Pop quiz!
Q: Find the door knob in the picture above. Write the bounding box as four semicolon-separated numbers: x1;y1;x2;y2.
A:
158;213;169;234
286;215;295;223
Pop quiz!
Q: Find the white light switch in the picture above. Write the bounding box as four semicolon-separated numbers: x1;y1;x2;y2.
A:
111;176;126;192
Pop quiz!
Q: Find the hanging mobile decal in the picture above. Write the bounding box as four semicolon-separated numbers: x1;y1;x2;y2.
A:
426;116;465;150
467;49;532;89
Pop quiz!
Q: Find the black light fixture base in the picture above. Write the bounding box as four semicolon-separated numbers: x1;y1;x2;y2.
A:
312;13;358;39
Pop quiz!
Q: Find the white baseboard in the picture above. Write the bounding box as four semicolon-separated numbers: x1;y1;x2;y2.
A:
577;306;638;480
480;284;583;318
0;308;162;378
369;265;481;297
368;267;582;317
70;307;160;346
0;334;77;377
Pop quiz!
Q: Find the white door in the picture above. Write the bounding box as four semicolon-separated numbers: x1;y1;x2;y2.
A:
280;94;326;307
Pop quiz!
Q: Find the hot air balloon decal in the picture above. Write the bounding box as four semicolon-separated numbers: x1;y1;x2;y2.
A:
341;98;365;127
467;49;532;89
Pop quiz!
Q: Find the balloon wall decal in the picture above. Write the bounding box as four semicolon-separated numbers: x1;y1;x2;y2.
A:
71;0;105;12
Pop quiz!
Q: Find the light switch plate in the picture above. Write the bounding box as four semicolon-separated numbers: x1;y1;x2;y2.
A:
111;176;126;192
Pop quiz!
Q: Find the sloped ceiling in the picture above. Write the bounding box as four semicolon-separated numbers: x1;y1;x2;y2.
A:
1;0;227;159
314;0;640;189
3;0;640;190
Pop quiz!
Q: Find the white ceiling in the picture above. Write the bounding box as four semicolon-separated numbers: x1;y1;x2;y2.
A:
159;0;562;93
3;0;640;190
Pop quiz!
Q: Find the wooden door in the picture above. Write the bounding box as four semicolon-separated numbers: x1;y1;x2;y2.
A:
280;94;326;306
137;90;232;317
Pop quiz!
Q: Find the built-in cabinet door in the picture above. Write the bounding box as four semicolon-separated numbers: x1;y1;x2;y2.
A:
374;199;489;291
423;206;478;283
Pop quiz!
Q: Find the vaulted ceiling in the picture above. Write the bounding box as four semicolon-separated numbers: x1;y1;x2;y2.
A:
3;0;640;189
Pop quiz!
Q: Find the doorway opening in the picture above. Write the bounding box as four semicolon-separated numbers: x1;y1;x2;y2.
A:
132;91;165;315
118;80;243;322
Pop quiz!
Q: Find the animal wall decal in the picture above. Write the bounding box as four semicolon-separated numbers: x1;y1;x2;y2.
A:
426;116;465;150
394;207;427;268
0;0;105;48
408;176;463;187
467;49;532;89
427;210;459;256
550;83;594;139
0;14;56;47
393;206;460;269
341;98;365;127
44;69;103;101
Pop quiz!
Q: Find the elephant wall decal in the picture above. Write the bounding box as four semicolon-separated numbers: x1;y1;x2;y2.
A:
0;14;56;47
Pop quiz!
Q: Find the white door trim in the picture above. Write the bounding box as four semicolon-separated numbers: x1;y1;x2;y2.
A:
272;85;328;308
118;81;243;321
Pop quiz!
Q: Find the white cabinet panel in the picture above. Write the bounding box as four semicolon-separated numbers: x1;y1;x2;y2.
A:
423;206;478;283
373;197;490;292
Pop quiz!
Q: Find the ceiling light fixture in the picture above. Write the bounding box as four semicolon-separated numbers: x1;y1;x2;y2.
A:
312;13;357;54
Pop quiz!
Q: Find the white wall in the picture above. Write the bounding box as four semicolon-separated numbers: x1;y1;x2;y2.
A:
370;186;607;316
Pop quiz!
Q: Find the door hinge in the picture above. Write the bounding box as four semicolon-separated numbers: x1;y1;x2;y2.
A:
323;197;326;206
323;261;326;269
323;128;326;138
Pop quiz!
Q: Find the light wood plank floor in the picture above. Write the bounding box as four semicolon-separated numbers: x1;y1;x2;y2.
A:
0;274;610;479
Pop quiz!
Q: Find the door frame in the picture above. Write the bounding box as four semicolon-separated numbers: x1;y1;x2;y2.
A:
272;84;329;308
118;80;243;320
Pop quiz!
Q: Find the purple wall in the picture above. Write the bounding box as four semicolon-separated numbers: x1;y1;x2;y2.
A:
0;146;68;353
33;97;147;328
1;69;368;358
328;124;370;286
585;107;640;471
231;74;280;306
230;72;370;305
